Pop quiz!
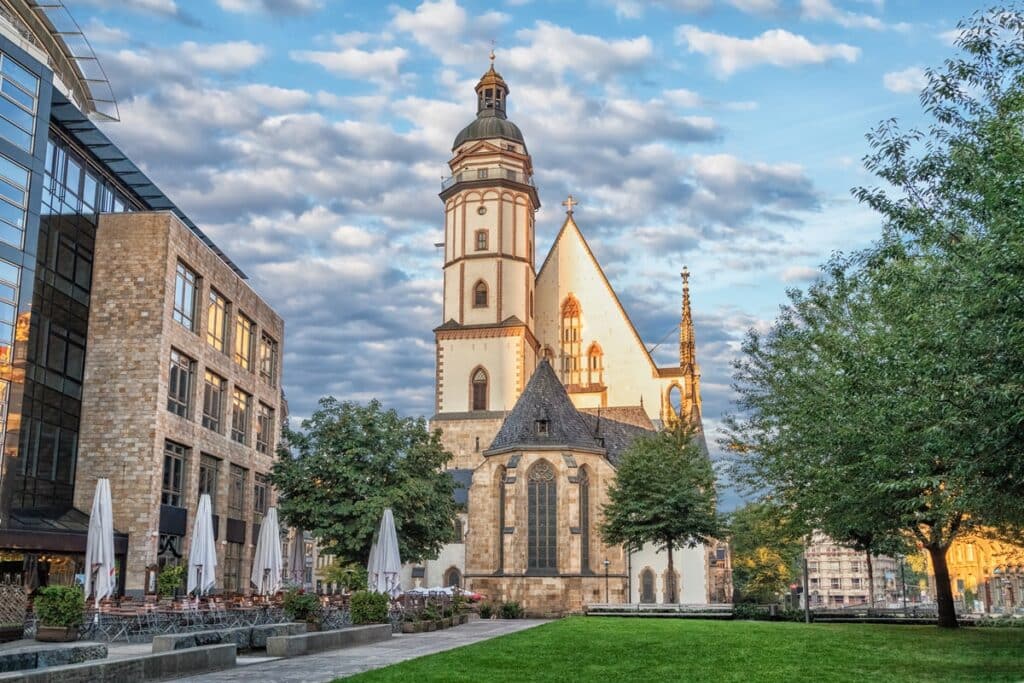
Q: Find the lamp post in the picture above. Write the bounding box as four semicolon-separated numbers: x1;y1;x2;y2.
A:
603;559;610;604
899;555;908;611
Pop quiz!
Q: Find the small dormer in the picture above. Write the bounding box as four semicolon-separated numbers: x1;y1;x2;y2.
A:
535;407;550;436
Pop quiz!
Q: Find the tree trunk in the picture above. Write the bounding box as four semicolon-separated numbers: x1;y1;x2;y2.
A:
666;541;675;603
927;543;958;628
866;550;875;609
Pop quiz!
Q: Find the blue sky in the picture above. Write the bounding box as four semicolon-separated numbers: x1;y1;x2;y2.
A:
65;0;985;506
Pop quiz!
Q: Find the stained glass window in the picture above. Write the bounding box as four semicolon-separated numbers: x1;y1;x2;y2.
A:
528;460;557;572
579;468;590;573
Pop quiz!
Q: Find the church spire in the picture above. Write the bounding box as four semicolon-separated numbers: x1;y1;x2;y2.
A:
679;266;702;425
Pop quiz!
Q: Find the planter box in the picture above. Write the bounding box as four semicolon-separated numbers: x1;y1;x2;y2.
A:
443;618;453;628
305;622;321;633
400;622;418;634
457;614;469;625
35;626;79;643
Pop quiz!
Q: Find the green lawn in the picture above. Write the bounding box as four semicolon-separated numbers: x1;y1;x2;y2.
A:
341;618;1024;682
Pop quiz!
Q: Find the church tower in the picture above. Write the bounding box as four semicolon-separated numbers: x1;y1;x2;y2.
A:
662;267;703;428
433;54;541;469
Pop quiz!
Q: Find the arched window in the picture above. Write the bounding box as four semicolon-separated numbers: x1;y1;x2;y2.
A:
473;280;488;308
528;460;557;572
640;568;655;604
453;517;464;543
579;467;590;574
664;570;679;604
471;368;488;411
586;342;603;386
444;567;462;588
560;294;582;385
496;466;506;573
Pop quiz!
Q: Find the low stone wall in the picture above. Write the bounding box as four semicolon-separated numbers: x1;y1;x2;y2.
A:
151;623;307;653
0;643;236;682
0;642;107;672
266;624;392;658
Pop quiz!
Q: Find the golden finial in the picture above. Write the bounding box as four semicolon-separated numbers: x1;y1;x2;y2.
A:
681;266;690;288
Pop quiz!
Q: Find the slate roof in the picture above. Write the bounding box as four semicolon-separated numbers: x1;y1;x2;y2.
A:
487;360;604;453
486;361;655;464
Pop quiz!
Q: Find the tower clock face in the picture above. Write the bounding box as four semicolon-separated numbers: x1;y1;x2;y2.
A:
477;205;487;215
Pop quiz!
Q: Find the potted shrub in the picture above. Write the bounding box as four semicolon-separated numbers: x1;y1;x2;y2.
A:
157;564;185;599
499;601;523;619
350;590;389;625
282;586;322;631
34;585;84;642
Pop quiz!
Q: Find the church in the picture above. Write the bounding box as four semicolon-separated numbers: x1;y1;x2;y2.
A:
402;56;731;614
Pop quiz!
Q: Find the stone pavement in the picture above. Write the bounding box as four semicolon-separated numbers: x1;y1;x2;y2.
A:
168;618;547;683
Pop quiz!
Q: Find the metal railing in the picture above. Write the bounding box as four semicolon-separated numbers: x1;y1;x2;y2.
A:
441;167;535;190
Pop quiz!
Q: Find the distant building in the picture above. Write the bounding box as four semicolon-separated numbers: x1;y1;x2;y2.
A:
805;533;901;607
933;533;1023;614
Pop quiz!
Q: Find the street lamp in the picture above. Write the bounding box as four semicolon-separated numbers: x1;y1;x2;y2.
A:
603;559;611;603
899;555;908;611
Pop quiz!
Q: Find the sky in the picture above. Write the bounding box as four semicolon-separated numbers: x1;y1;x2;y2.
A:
64;0;986;507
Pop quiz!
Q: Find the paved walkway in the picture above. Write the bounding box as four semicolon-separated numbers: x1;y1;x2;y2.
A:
168;618;547;683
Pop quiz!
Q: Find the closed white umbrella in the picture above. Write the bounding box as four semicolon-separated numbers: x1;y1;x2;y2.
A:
288;529;306;587
187;494;218;596
250;507;283;595
367;508;402;598
83;478;116;608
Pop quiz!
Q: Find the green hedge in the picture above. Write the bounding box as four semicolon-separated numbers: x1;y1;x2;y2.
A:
34;585;84;627
351;591;389;625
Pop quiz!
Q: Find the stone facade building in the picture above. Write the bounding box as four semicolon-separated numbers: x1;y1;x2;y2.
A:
404;57;726;613
935;534;1024;614
74;212;283;596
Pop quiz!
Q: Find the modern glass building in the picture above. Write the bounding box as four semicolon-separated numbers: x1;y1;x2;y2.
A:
0;1;248;591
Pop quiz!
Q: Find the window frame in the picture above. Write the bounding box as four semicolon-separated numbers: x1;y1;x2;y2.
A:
256;402;274;454
474;230;488;251
162;441;188;507
207;288;229;353
233;312;255;370
472;280;488;308
228;463;247;518
166;348;195;418
230;388;252;444
198;453;220;510
527;460;557;573
172;261;200;332
258;333;278;387
201;370;226;432
470;367;488;412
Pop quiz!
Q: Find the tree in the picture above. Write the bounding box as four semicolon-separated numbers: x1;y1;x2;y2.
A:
271;398;458;566
601;424;720;599
728;502;804;604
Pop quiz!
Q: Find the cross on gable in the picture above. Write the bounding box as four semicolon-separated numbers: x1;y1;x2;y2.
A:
562;194;578;214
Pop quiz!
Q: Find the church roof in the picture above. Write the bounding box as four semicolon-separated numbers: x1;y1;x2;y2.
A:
579;406;654;431
453;115;525;150
578;412;654;466
486;360;603;454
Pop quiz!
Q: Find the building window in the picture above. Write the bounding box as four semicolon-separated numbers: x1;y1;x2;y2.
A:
173;262;199;331
527;460;557;572
453;517;463;542
579;467;590;574
224;542;244;593
207;289;228;352
0;53;38;152
198;454;220;510
162;441;188;507
202;371;226;432
851;577;862;588
0;154;29;249
475;230;488;251
471;367;488;411
231;389;252;444
234;312;255;370
831;578;841;589
228;464;247;518
256;403;275;454
560;294;582;384
167;349;194;418
259;334;278;387
254;473;269;522
473;280;488;308
587;342;604;386
640;568;655;604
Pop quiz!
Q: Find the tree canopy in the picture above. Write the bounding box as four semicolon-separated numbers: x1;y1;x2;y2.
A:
725;6;1024;628
728;502;804;604
601;424;720;596
270;398;458;566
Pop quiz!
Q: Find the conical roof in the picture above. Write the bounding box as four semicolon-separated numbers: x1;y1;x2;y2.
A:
486;360;602;453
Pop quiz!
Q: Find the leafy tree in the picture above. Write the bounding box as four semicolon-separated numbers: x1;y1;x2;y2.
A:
271;398;457;566
728;502;804;604
601;424;720;598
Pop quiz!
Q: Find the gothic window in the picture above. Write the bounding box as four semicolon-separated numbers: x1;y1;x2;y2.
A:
475;230;488;251
471;368;488;411
527;460;557;573
640;568;655;604
453;517;463;542
579;467;590;574
560;294;582;385
473;280;488;308
587;342;604;386
664;570;679;604
444;567;462;588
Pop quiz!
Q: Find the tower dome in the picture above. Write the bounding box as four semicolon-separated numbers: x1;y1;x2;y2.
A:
452;53;527;151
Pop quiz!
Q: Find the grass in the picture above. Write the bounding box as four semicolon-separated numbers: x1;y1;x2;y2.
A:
341;617;1024;682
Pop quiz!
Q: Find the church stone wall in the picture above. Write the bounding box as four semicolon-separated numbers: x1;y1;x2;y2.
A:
432;415;505;471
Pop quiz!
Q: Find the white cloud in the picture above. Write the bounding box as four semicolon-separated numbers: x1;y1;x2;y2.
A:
882;66;927;94
391;0;508;66
74;0;179;15
781;265;819;282
615;0;779;16
181;41;267;71
83;18;129;44
937;28;965;46
216;0;322;13
676;25;860;77
291;46;408;80
504;22;652;83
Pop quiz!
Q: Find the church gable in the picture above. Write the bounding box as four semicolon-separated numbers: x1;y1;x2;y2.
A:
534;214;670;416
